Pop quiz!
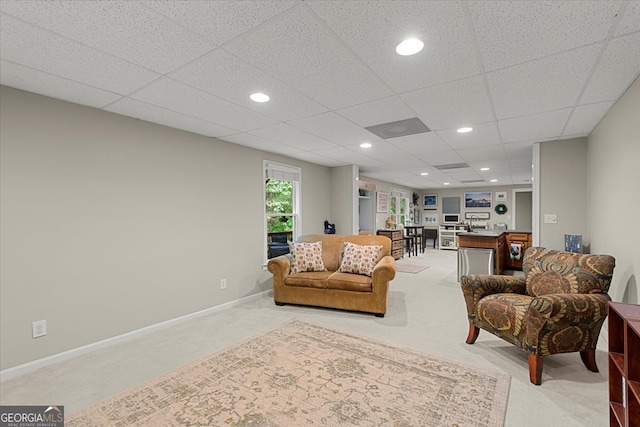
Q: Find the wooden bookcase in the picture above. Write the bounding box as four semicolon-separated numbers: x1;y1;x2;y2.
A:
608;302;640;427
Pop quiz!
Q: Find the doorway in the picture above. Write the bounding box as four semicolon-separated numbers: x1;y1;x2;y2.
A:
512;188;532;231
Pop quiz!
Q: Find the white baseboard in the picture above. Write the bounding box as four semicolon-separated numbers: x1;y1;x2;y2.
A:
0;290;272;383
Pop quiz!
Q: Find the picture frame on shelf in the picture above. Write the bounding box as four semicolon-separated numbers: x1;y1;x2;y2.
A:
464;191;492;208
423;194;437;209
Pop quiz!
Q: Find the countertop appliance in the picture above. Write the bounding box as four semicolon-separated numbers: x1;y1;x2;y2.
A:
458;247;494;281
442;214;460;224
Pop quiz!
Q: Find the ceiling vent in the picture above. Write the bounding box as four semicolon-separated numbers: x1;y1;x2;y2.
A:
433;162;470;170
460;179;486;183
365;118;430;140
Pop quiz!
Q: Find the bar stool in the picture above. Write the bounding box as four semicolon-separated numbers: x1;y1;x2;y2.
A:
403;230;418;257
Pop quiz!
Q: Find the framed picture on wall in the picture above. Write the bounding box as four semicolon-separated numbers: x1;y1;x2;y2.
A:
464;192;492;208
376;192;389;213
423;194;437;209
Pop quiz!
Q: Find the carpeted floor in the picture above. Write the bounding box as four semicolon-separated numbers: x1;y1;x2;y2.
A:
395;259;430;274
67;320;510;427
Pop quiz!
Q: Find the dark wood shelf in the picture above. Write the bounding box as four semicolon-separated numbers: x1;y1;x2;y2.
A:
608;302;640;427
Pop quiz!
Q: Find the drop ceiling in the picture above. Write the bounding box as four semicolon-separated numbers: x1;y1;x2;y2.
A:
1;1;639;189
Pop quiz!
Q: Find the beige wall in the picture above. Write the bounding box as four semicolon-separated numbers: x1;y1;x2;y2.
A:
0;87;332;370
330;165;358;235
587;78;640;305
358;177;416;231
413;185;532;230
538;138;588;250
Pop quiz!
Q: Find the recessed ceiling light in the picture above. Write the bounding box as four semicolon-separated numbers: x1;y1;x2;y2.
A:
420;172;429;176
480;167;490;171
250;92;269;103
396;38;424;56
443;182;450;185
490;179;498;182
360;142;372;148
457;127;473;133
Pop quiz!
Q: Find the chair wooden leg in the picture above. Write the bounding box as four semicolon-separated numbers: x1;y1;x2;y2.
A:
528;354;543;385
466;323;480;344
580;349;599;372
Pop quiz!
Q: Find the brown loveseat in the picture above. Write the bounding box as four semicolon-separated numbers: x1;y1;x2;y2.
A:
267;234;396;317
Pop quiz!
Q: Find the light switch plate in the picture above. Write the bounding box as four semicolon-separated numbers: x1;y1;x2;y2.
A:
544;214;558;224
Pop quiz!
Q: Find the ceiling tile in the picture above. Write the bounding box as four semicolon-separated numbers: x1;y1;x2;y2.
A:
131;78;277;131
615;1;640;36
580;32;640;104
170;49;327;122
309;146;375;164
470;0;621;71
105;98;239;138
436;122;501;149
563;101;615;136
388;132;451;156
142;0;297;46
487;45;601;120
224;5;392;109
504;141;534;169
289;151;347;167
308;1;479;93
500;108;572;143
0;60;121;108
336;96;416;128
350;141;412;161
249;123;337;151
288;112;378;146
0;14;159;94
0;0;215;74
222;132;304;156
456;144;507;163
416;150;466;167
400;76;494;131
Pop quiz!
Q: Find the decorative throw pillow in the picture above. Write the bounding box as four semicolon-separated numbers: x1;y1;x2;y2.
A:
289;241;327;274
338;242;382;277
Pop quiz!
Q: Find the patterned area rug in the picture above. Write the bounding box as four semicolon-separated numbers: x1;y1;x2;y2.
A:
67;321;510;426
396;261;430;274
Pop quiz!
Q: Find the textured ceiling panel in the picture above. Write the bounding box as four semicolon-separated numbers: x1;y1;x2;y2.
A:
0;0;214;74
0;60;121;109
1;0;638;190
224;5;393;110
400;76;495;131
0;14;160;94
170;49;328;122
487;45;601;120
470;0;621;71
308;1;480;93
105;98;239;138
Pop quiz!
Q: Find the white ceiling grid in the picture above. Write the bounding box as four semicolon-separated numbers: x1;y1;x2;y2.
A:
1;0;639;189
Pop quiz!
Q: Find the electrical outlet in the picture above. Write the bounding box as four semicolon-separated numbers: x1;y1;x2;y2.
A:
220;279;227;290
32;319;47;338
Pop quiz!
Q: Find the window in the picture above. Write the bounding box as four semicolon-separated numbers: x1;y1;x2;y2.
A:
264;161;301;260
390;189;410;225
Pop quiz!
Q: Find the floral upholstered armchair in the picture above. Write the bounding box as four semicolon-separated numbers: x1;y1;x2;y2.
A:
460;247;615;385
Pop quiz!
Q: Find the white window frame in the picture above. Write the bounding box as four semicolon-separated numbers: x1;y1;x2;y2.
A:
263;161;301;262
390;188;410;225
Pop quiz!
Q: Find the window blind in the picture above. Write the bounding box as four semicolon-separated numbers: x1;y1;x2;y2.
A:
265;161;301;182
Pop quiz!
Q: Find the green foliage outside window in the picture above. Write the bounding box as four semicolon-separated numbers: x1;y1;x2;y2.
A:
266;179;293;233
